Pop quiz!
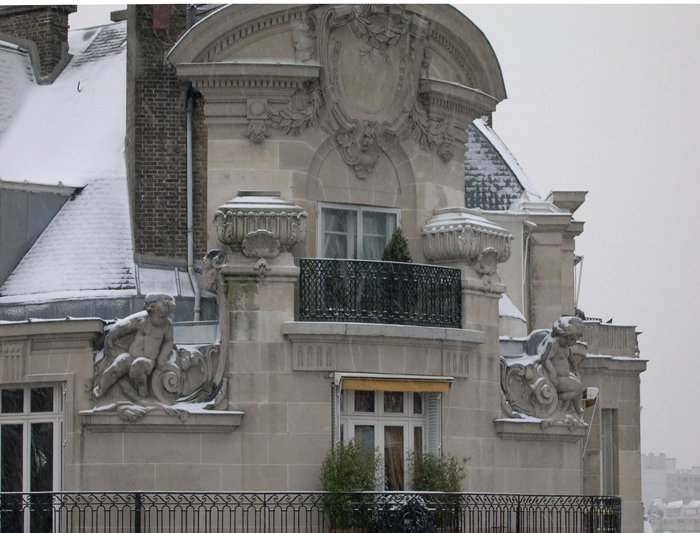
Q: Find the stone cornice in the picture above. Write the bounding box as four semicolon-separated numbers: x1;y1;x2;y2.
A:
175;61;321;94
282;321;485;344
581;355;647;374
419;78;499;129
494;419;586;443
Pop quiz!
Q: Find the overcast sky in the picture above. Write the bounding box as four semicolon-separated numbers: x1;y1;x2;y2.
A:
69;5;700;469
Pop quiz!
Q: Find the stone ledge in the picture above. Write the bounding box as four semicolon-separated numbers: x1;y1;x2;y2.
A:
494;418;586;443
282;322;484;344
80;410;244;433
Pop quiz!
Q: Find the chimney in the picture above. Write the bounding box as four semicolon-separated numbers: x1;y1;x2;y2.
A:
0;5;77;81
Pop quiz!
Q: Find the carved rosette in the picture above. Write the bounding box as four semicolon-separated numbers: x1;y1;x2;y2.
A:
212;191;307;256
422;208;512;265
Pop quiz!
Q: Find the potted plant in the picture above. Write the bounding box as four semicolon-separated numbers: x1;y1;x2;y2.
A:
380;228;416;323
320;440;380;532
408;451;468;532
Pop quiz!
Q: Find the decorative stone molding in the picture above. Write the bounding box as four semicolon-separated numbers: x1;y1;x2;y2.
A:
301;5;423;177
0;341;23;382
212;191;308;255
422;208;513;267
500;317;589;431
266;80;322;136
292;343;336;372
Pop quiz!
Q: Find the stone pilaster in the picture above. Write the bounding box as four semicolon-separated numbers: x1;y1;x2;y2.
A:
422;208;512;491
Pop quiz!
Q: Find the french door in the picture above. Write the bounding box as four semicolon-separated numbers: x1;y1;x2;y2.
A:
340;390;426;490
0;385;62;532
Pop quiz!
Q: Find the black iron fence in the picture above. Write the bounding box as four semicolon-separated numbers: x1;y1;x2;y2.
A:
0;491;621;532
298;259;462;328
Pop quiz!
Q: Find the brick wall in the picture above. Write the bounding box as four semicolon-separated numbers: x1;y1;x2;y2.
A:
126;5;208;264
0;5;75;78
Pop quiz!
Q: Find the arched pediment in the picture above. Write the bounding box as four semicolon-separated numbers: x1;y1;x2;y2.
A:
168;4;506;102
168;4;506;180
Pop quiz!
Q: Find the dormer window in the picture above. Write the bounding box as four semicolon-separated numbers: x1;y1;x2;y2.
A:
317;203;401;260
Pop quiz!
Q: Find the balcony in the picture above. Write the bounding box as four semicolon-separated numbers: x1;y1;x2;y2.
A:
0;491;621;532
299;259;462;329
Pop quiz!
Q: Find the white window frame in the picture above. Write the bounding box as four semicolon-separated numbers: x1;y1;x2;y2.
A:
316;202;402;260
339;389;426;490
0;384;63;533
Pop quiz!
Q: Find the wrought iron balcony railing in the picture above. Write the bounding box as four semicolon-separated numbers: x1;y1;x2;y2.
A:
299;259;462;329
0;491;621;532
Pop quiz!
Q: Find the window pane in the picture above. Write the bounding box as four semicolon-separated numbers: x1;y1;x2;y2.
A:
30;388;53;413
30;423;53;492
354;425;375;455
384;391;404;414
1;424;23;491
384;426;404;490
322;208;357;259
413;392;423;415
1;389;23;414
354;390;375;413
414;427;423;456
30;423;53;532
362;211;396;260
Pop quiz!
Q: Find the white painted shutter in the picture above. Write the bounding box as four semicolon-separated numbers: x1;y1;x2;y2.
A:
426;392;442;456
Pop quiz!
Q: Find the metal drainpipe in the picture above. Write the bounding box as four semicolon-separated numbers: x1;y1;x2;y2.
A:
186;91;201;321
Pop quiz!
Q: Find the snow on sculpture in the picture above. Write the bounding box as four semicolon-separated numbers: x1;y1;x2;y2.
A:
89;294;228;422
500;316;588;430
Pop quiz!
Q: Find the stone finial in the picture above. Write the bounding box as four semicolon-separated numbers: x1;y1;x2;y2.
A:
500;316;588;430
421;208;512;267
212;191;307;257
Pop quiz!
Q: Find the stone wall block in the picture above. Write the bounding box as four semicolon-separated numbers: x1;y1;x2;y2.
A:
155;464;222;491
229;372;269;404
237;402;287;434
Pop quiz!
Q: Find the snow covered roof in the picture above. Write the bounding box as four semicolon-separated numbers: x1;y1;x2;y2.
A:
464;118;542;211
0;21;134;305
0;21;126;188
0;40;34;139
499;293;526;322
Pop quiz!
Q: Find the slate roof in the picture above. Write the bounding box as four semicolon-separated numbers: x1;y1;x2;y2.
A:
464;118;541;211
0;21;135;304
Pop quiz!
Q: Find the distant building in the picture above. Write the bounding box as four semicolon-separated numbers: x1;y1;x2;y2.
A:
642;453;676;506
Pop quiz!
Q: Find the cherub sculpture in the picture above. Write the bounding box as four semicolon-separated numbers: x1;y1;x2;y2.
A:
500;316;588;429
540;316;586;415
92;294;175;399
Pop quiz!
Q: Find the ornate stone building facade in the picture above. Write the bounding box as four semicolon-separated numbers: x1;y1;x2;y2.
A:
0;5;645;532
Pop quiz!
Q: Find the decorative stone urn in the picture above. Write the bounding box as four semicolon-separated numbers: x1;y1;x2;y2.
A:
212;191;307;258
422;208;512;290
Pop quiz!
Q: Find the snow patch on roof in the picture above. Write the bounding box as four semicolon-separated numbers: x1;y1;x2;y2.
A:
499;293;526;321
0;175;136;302
0;21;126;188
472;118;541;201
0;42;33;139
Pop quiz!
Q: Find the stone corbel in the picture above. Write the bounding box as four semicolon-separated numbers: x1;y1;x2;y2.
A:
244;98;269;144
